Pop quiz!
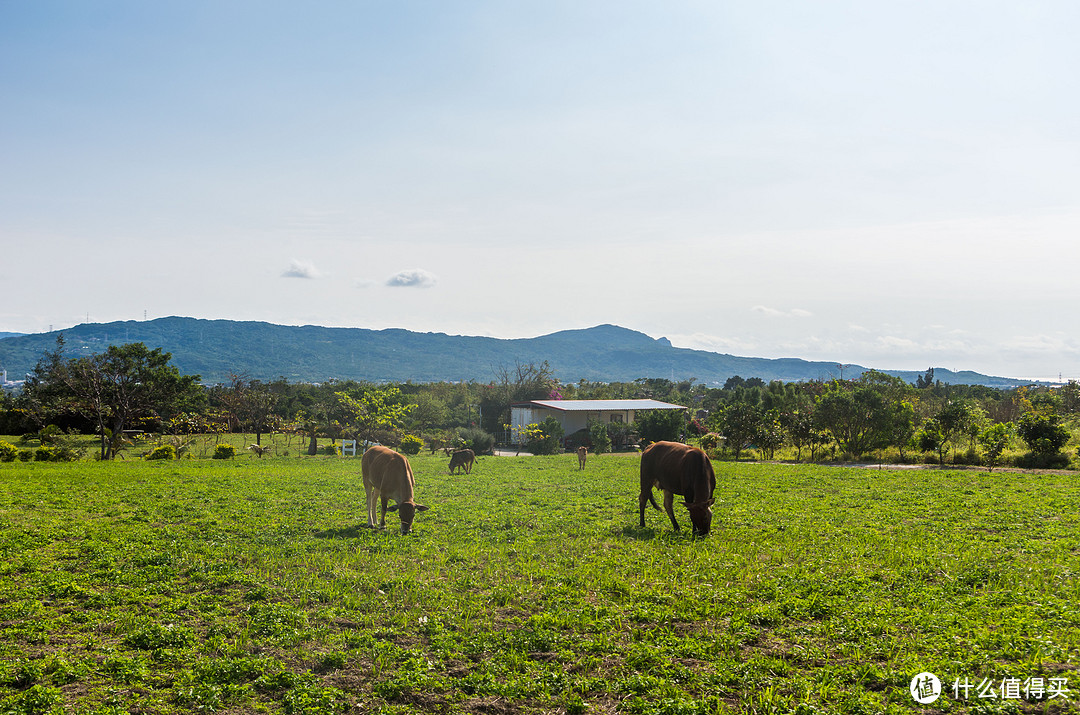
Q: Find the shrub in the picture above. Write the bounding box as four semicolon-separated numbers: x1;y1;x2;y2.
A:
0;441;17;462
634;409;685;445
34;446;55;462
527;416;564;455
1016;410;1069;455
213;444;237;460
458;427;495;455
146;445;177;461
588;419;612;455
699;432;723;452
564;429;590;451
18;449;32;462
322;444;340;456
1014;451;1071;470
399;435;423;455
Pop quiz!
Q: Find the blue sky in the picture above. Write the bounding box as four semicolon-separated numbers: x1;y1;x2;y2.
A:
2;1;1079;380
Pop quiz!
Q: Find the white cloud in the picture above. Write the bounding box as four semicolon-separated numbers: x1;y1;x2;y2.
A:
386;269;437;289
752;305;813;318
281;260;323;279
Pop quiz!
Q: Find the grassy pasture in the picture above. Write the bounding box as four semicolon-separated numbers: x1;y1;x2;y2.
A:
1;453;1078;715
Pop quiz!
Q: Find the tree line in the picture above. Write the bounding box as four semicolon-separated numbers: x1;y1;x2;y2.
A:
3;339;1077;468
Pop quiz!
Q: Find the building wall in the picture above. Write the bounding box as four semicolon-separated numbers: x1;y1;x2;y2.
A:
510;406;637;443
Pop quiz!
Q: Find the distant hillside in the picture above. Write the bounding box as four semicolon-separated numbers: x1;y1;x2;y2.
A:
0;332;24;340
0;316;1034;388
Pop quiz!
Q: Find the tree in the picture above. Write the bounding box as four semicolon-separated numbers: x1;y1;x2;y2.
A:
782;409;825;462
634;409;685;445
335;385;414;446
484;360;559;432
815;383;889;457
978;422;1011;472
915;368;935;389
527;416;564;455
1016;409;1069;457
213;374;279;445
24;339;203;460
755;409;785;460
587;419;612;455
714;402;762;462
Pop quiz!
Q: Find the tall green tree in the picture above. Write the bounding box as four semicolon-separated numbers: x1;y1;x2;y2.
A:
713;401;762;462
814;382;889;457
24;338;203;460
335;385;414;446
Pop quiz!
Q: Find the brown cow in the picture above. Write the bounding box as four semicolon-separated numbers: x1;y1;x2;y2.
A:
638;441;716;536
448;448;475;474
361;445;429;534
577;446;587;470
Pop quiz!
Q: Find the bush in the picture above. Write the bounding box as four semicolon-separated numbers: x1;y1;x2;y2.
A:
1014;451;1072;470
322;444;340;456
588;419;612;455
0;441;17;462
212;443;237;460
146;445;177;461
18;449;32;462
399;435;423;455
634;409;685;445
527;416;564;455
458;427;495;455
34;446;55;462
564;429;590;451
699;432;723;452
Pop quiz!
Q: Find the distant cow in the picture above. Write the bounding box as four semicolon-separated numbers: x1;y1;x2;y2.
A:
448;448;475;474
638;441;716;536
577;446;587;470
361;445;429;534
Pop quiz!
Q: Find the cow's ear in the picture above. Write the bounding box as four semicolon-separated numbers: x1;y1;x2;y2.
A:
415;504;429;512
386;504;400;512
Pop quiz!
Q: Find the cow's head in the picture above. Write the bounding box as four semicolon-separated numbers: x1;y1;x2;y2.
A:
685;498;714;537
388;501;430;534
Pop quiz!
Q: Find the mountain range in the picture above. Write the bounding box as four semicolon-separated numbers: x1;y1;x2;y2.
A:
0;316;1035;388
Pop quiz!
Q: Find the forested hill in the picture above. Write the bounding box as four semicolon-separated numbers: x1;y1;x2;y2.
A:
0;316;1029;387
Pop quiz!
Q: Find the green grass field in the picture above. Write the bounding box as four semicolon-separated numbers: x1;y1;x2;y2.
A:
1;452;1078;714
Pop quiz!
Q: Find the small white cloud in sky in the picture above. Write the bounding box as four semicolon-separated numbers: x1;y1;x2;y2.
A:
281;260;323;279
386;269;437;288
752;305;813;318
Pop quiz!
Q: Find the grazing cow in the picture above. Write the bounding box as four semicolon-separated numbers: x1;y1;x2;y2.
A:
577;446;587;470
361;445;429;534
638;441;716;536
448;448;475;475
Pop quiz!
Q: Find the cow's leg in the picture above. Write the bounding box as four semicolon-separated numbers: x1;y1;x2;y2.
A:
366;485;380;528
662;490;680;531
638;488;650;527
379;495;388;529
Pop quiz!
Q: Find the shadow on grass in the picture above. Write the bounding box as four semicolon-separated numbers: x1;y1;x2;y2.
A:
619;524;661;541
312;524;372;539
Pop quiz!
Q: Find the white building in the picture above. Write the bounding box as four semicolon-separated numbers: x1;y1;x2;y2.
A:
509;399;686;444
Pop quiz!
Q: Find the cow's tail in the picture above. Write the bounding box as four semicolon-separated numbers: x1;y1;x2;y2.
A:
647;491;660;511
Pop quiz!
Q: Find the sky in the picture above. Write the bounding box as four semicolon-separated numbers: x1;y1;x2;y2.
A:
2;1;1079;381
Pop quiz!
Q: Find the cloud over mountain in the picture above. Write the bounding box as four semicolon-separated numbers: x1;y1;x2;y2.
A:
386;269;437;288
281;260;323;279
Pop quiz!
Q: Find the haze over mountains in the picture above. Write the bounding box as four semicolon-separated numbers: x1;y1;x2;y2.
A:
0;316;1037;388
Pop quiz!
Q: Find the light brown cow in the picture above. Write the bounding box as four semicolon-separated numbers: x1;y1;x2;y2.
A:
577;446;587;470
638;441;716;536
448;448;475;474
361;445;429;534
